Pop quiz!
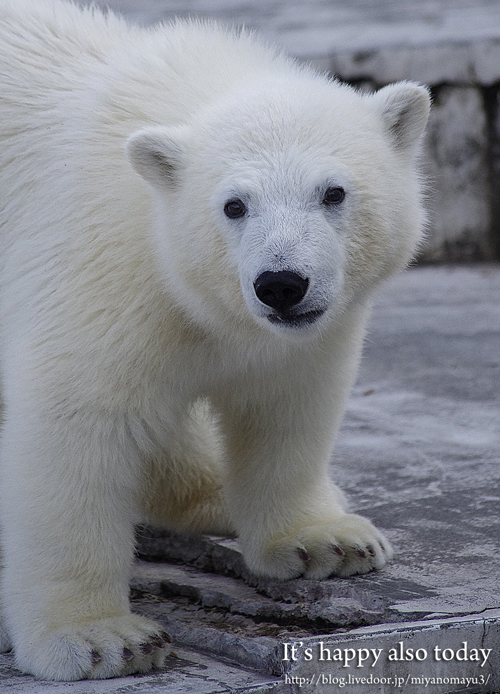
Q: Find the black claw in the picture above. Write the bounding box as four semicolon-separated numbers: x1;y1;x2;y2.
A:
367;545;376;557
160;631;172;644
123;648;135;662
91;650;102;666
151;635;165;648
140;642;154;655
356;547;368;558
331;544;345;557
297;547;311;563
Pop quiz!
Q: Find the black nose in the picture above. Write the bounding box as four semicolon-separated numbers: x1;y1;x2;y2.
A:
254;271;309;312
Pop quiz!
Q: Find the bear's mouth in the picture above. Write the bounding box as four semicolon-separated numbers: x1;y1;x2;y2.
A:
267;309;325;328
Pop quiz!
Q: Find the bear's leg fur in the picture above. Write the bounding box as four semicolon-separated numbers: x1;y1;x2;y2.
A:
0;398;170;680
140;400;234;536
217;382;393;579
214;310;393;580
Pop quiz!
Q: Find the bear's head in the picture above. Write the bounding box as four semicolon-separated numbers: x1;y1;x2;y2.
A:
126;78;430;341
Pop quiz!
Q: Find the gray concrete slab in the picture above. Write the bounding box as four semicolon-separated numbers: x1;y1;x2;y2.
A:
1;265;498;692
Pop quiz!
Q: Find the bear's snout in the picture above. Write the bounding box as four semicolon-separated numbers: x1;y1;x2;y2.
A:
254;271;308;313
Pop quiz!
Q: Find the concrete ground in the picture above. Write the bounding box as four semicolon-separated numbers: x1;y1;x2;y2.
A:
0;264;498;693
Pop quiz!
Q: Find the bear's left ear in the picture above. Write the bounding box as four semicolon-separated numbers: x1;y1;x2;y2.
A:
125;125;189;188
373;82;431;153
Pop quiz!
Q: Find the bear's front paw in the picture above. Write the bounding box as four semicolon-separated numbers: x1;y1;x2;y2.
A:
248;513;393;580
15;614;171;681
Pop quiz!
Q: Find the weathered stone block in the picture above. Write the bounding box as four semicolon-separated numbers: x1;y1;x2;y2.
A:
421;86;491;261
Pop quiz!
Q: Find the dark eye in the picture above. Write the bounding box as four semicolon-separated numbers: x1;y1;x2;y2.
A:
223;198;247;219
322;187;345;206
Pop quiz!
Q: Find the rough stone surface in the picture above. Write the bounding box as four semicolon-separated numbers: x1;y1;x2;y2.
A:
79;0;500;261
1;265;497;692
422;86;491;261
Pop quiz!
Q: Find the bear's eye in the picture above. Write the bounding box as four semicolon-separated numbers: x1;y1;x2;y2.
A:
223;198;247;219
322;187;345;206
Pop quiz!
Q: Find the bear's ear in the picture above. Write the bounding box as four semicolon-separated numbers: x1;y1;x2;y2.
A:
125;125;189;188
373;82;431;153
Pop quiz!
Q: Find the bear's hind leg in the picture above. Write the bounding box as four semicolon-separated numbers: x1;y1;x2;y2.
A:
140;400;234;536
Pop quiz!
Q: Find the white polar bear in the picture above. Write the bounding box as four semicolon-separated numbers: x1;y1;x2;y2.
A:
0;0;430;681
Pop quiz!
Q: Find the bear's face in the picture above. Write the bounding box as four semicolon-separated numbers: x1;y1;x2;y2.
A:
209;142;350;335
127;80;430;340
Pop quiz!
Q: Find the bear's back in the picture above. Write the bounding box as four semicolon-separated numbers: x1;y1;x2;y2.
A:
0;0;296;131
0;0;300;242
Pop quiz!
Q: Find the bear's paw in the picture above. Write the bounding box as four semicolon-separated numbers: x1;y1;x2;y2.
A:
254;514;393;580
16;614;171;681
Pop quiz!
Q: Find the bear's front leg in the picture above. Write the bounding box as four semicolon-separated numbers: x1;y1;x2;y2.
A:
0;409;170;681
216;364;393;580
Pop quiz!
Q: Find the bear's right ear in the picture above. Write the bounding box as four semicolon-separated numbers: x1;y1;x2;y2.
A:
373;82;431;154
125;125;189;189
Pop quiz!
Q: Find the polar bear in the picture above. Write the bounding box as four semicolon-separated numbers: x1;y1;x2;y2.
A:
0;0;430;681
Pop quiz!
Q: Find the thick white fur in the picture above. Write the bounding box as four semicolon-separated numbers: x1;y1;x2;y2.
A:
0;0;430;681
